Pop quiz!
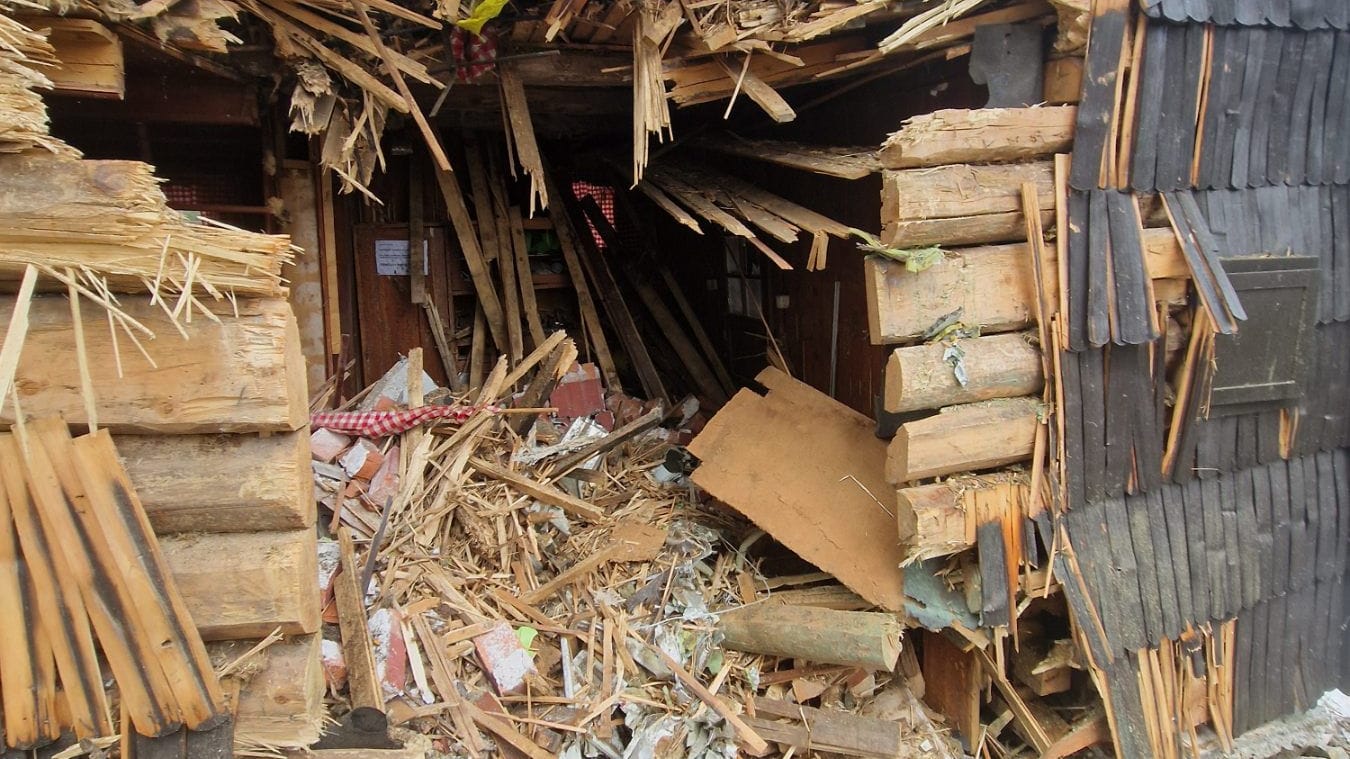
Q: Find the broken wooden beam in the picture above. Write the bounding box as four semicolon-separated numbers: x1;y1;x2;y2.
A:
0;296;307;433
881;161;1056;247
717;605;902;671
117;430;313;534
886;397;1040;484
160;528;320;641
880;107;1076;169
884;331;1043;413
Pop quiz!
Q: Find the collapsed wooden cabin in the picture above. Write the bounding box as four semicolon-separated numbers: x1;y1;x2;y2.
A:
1;0;1347;755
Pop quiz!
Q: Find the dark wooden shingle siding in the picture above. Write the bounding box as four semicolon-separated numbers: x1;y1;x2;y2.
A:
1061;448;1349;656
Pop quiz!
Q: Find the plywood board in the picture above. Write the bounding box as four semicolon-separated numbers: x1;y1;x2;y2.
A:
689;367;904;610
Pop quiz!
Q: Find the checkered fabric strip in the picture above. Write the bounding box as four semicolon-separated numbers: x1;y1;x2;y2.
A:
311;405;489;437
450;27;498;82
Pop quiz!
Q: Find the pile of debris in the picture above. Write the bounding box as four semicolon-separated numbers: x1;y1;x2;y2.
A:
308;340;957;758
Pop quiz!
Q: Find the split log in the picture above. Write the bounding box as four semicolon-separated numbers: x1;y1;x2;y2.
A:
880;108;1076;169
896;474;1028;563
881;161;1056;247
0;296;307;433
160;529;320;641
886;397;1040;484
117;431;314;534
210;634;324;749
718;605;903;671
864;242;1038;345
884;332;1043;413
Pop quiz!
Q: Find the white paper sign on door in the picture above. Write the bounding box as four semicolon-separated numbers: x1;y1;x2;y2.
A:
375;239;430;276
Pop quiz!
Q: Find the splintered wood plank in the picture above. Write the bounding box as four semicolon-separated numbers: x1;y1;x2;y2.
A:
508;208;546;349
21;421;179;742
0;433;111;740
717;56;796;122
469;458;604;522
887;397;1040;484
542;168;620;390
117;431;313;533
0;296;307;433
699;137;879;179
1069;0;1129;190
574;196;668;402
689;367;904;610
497;66;549;215
0;442;53;749
348;0;450;172
0;266;41;419
159;529;319;641
881;107;1077;169
66;427;229;731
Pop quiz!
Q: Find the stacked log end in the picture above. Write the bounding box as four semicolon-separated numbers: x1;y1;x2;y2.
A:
2;288;321;748
872;107;1071;559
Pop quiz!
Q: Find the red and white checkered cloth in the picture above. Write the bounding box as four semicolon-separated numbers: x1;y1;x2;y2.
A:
450;27;498;83
310;405;493;438
572;181;616;249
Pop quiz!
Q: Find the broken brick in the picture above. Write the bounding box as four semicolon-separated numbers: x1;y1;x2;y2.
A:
550;362;606;422
310;427;352;464
473;622;537;696
340;438;385;480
